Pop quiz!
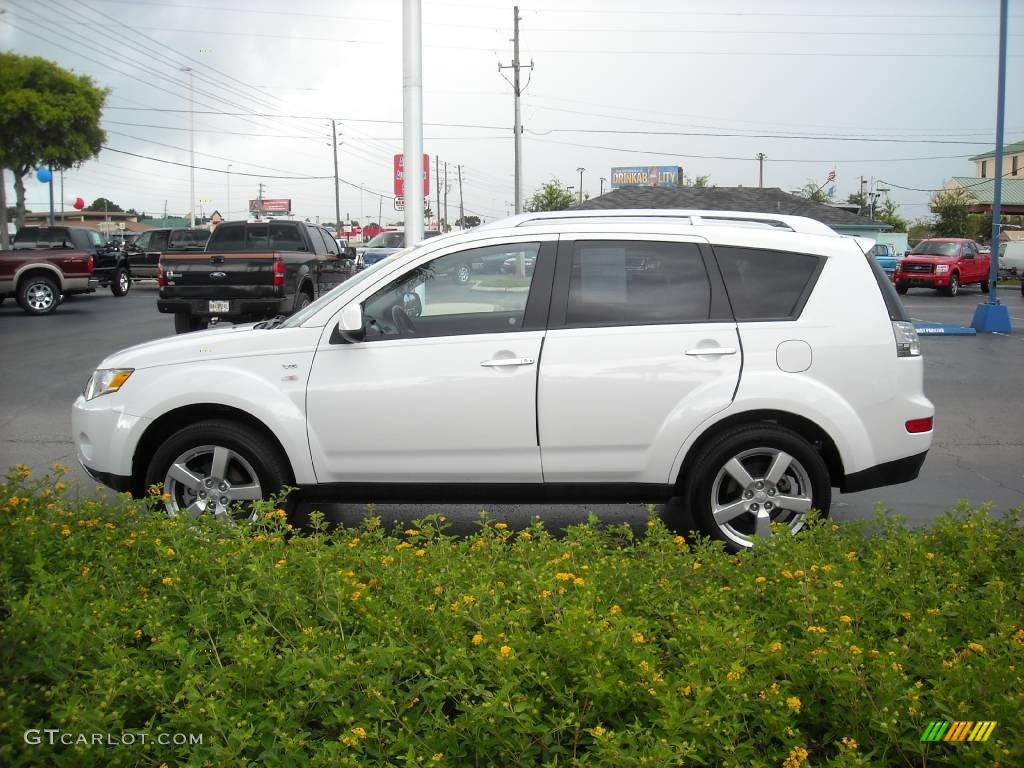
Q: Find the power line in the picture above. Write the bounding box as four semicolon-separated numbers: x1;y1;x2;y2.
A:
879;168;1021;193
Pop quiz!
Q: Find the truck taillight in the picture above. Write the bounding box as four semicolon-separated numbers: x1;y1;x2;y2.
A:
87;255;94;273
273;257;285;288
157;262;166;287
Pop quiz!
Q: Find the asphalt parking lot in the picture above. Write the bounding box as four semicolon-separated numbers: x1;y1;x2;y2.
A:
1;280;1021;535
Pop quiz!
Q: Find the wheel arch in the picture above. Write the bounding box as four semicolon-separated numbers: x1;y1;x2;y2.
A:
130;403;295;496
674;409;845;492
16;264;64;291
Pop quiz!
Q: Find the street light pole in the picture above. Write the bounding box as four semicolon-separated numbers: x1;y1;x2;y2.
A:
180;66;195;228
226;164;232;222
599;177;606;196
576;167;585;205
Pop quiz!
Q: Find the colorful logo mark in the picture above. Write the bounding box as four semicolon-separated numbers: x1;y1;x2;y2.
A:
921;721;997;742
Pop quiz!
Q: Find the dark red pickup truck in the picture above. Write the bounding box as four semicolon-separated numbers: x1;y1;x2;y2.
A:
894;238;991;297
0;242;97;315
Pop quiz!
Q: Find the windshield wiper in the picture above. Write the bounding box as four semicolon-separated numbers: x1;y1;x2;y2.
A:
256;314;288;330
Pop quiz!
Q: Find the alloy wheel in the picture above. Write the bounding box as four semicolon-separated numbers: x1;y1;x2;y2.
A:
162;444;264;521
26;282;56;312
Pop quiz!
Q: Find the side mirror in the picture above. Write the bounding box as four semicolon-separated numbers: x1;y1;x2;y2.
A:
344;247;357;260
402;291;422;318
336;302;365;343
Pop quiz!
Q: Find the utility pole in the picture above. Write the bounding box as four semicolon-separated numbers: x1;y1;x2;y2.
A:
443;162;449;231
599;177;606;196
59;169;64;222
499;6;533;214
331;120;341;233
402;0;425;244
576;167;585;205
226;164;232;222
756;152;766;188
180;66;195;228
457;164;464;228
435;155;441;231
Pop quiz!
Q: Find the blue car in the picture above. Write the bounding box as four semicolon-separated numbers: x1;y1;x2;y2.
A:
868;243;900;278
358;230;441;266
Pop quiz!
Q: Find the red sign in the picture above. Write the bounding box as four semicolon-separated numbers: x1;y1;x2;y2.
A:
249;198;291;214
393;154;429;198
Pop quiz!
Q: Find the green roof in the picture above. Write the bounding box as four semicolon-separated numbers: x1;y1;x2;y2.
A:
968;139;1024;161
138;216;191;229
950;177;1024;205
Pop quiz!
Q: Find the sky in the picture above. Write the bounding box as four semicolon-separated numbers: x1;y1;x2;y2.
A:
2;0;1022;227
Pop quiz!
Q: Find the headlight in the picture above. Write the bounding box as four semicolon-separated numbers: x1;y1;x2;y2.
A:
935;264;949;273
84;368;134;400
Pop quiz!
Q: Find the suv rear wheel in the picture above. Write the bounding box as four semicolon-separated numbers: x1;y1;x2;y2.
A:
145;419;291;521
684;424;831;551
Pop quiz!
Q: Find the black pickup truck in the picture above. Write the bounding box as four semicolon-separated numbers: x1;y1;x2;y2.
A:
156;220;357;333
12;226;132;297
125;228;209;279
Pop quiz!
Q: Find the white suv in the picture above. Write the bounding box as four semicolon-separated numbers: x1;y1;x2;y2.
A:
73;210;934;550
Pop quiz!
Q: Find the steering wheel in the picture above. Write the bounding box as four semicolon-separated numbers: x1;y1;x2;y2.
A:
391;304;417;336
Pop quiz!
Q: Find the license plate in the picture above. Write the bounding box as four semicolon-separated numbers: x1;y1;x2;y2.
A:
208;300;230;313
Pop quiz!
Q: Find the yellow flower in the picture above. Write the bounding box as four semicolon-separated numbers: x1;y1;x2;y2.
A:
726;670;742;682
1013;628;1024;645
839;615;853;624
692;562;702;571
381;556;395;567
431;754;443;762
831;580;844;588
462;594;475;605
164;547;175;557
161;577;174;585
433;585;443;595
494;522;508;530
786;696;802;713
631;632;646;644
555;572;574;582
768;641;783;653
793;569;804;578
845;551;857;561
80;566;90;577
415;549;426;557
574;577;586;586
499;645;512;659
806;625;826;634
518;530;532;540
351;727;367;740
679;685;693;697
404;529;420;536
395;541;412;550
590;726;606;737
781;569;793;579
925;551;935;560
61;526;71;537
891;662;903;672
471;633;483;646
52;462;68;475
841;736;858;751
755;576;767;584
133;629;143;639
54;482;65;491
821;564;833;572
609;604;621;615
849;645;862;655
350;591;361;601
968;642;986;654
275;508;287;519
275;559;286;568
340;735;358;747
900;611;912;621
540;590;552;599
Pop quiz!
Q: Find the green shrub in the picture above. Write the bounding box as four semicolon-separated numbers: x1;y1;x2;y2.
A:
1;464;1022;767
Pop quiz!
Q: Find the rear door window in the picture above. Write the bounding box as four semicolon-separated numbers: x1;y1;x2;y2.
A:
210;225;247;251
307;225;328;256
714;246;823;321
269;222;305;251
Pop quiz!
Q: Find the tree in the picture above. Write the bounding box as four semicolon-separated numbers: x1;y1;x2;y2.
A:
929;187;973;238
908;217;933;243
874;198;908;233
461;215;481;227
678;172;710;187
847;192;867;209
0;54;107;248
966;213;994;243
798;180;829;203
86;197;123;213
526;180;578;212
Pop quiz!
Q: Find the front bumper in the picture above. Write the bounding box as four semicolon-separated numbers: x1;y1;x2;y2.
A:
81;463;134;494
840;451;929;493
72;394;152;492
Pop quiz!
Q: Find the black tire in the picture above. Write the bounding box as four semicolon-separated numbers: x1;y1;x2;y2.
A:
895;283;909;295
145;419;292;520
944;273;960;297
174;313;207;334
111;266;131;297
17;274;60;315
295;292;312;312
979;279;989;294
683;424;831;552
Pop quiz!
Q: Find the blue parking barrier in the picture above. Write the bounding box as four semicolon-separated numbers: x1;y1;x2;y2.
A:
912;322;977;337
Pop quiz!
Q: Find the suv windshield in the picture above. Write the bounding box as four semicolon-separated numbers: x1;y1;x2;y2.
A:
911;241;960;257
366;232;405;249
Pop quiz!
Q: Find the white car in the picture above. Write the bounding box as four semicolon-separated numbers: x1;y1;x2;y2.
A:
73;209;934;550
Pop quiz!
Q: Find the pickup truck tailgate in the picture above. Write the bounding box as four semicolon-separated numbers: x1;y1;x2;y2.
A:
161;251;280;298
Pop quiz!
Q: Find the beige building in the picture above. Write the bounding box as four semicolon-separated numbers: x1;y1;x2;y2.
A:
21;210;153;234
969;140;1024;179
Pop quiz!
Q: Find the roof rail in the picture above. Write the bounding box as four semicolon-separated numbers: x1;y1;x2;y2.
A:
494;209;837;237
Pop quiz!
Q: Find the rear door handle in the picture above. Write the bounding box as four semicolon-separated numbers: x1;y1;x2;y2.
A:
685;347;737;356
480;358;535;367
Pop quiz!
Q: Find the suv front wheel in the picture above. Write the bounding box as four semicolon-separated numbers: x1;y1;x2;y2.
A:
684;424;831;551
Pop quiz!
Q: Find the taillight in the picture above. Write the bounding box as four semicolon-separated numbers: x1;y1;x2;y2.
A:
272;257;285;288
906;417;933;434
157;262;166;287
892;321;921;358
87;255;94;273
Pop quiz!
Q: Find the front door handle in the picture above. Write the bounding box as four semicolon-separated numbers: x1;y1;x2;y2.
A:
480;357;535;367
685;347;737;356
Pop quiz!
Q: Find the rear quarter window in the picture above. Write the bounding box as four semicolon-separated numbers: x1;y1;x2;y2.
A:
714;246;824;321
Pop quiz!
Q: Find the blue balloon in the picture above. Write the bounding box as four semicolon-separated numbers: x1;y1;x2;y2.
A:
36;168;52;183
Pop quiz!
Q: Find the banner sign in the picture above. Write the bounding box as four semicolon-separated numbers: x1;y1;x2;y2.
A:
610;166;682;188
248;198;291;214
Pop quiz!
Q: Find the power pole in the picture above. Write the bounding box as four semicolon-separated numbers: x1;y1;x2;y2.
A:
402;0;425;245
499;6;533;214
756;153;766;188
457;164;464;228
331;120;341;233
180;66;195;228
435;155;441;230
600;177;606;196
443;162;449;231
576;167;585;205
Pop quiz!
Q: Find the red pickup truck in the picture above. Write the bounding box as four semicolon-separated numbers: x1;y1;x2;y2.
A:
894;238;990;297
0;243;97;315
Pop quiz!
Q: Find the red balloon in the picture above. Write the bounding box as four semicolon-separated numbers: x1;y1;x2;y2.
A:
73;197;85;210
